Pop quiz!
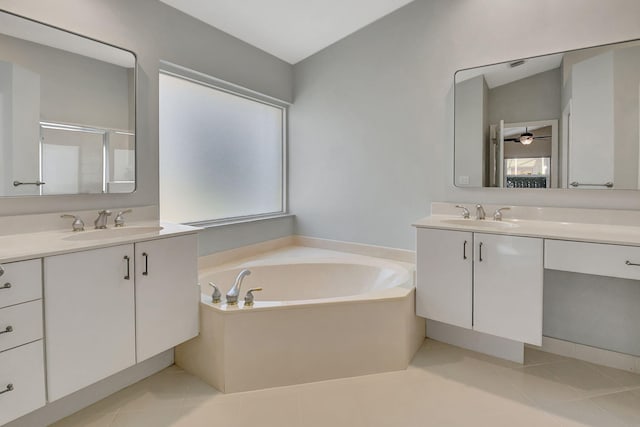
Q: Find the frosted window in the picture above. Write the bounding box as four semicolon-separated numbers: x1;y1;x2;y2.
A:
159;73;284;223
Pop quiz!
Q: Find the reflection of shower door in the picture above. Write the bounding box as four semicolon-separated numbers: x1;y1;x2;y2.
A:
489;121;505;187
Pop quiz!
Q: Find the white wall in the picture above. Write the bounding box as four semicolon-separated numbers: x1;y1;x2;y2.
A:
0;0;294;253
290;0;640;250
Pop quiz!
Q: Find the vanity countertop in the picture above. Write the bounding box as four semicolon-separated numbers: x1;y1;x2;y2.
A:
0;221;199;263
413;215;640;247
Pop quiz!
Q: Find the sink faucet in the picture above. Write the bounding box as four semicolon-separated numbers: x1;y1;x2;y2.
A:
226;269;251;305
475;204;486;220
94;210;112;229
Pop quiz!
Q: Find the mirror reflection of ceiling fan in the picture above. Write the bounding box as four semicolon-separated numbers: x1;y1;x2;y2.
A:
504;127;551;145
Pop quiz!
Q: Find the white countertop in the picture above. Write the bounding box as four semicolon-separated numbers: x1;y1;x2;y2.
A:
412;215;640;247
0;221;199;263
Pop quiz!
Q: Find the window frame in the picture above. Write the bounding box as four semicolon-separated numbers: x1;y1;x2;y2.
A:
158;61;289;227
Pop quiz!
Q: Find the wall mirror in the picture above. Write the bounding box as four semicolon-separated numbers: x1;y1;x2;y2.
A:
454;38;640;190
0;10;136;197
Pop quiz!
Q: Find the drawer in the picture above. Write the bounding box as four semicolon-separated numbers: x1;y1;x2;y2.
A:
0;259;42;309
545;240;640;280
0;340;46;425
0;300;43;353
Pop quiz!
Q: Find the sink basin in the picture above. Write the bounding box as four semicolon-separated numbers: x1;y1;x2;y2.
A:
441;219;518;229
63;226;164;241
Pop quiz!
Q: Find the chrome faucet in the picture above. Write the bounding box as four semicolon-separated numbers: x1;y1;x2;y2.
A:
226;269;251;305
94;210;112;229
475;204;486;220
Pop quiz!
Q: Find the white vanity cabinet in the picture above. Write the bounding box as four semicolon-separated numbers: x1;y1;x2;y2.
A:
44;244;137;401
135;234;199;362
416;228;543;345
0;259;46;425
473;233;543;345
416;228;473;329
44;233;199;401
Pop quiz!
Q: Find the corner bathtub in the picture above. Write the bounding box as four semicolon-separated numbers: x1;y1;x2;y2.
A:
176;247;425;393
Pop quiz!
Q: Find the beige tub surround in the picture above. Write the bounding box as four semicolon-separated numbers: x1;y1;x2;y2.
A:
176;246;424;393
414;202;640;368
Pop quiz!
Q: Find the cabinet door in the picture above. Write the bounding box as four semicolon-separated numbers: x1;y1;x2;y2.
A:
473;233;543;345
135;234;199;362
44;244;136;401
416;228;473;329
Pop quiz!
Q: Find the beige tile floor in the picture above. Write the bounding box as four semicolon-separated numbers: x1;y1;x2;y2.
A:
53;339;640;427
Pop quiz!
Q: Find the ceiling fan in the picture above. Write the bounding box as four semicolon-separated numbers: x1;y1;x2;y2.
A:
504;128;551;145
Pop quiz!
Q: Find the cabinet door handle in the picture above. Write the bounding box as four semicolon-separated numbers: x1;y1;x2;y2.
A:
0;283;10;290
479;242;483;262
0;326;13;335
625;260;640;266
142;252;149;276
124;255;131;280
0;384;13;395
463;240;468;260
0;265;4;277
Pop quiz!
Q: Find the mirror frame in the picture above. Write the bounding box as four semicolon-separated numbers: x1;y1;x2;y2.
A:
0;9;138;197
453;37;640;190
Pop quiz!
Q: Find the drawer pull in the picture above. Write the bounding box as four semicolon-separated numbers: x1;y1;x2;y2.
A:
0;383;13;395
0;265;4;277
0;326;12;335
0;283;10;290
625;260;640;267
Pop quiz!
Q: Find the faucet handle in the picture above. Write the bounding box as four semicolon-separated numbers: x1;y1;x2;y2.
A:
61;214;85;232
244;287;263;307
454;205;470;219
114;209;132;227
493;207;511;221
208;282;222;303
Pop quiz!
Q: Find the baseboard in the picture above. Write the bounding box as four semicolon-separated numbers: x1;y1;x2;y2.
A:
6;350;174;427
530;336;640;373
426;319;524;363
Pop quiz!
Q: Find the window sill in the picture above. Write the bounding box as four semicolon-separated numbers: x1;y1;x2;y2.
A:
185;213;294;229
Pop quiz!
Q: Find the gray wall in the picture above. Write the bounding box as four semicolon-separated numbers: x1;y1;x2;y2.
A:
0;0;294;253
488;68;562;125
290;0;640;251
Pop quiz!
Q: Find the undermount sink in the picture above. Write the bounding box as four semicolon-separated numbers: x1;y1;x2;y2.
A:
441;219;518;229
63;226;164;241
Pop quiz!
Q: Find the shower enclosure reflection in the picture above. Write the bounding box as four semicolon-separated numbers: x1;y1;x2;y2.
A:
454;38;640;190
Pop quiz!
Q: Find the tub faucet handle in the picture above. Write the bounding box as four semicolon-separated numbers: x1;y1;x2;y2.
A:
244;287;263;307
208;282;222;303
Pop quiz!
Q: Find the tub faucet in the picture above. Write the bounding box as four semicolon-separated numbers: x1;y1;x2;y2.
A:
475;204;486;220
226;269;251;305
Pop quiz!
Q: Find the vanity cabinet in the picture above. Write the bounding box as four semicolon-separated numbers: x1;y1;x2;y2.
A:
0;259;46;425
416;228;543;345
135;234;199;362
44;234;199;401
44;244;137;401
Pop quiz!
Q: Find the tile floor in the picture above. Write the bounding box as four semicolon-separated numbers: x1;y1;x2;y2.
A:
53;339;640;427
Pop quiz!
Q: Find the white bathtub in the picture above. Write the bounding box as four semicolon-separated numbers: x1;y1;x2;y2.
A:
176;246;425;393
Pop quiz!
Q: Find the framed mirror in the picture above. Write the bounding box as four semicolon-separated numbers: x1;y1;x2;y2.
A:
454;39;640;190
0;10;136;196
